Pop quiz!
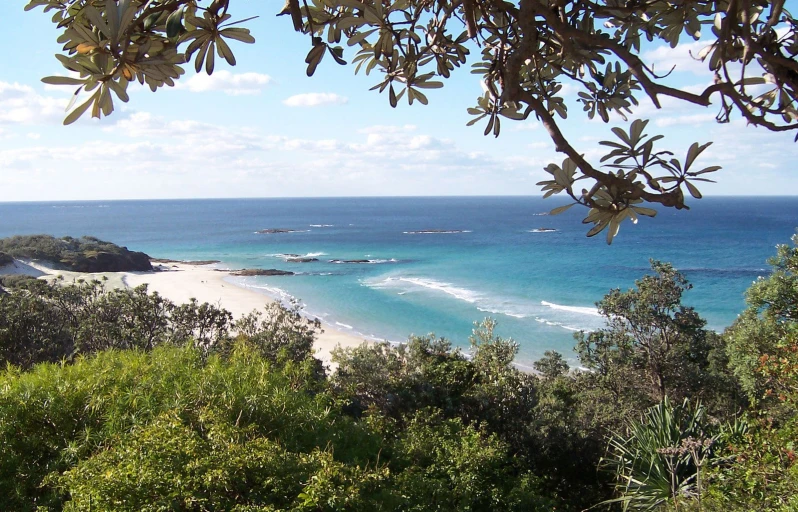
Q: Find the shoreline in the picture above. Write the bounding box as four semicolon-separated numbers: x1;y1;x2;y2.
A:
3;259;368;367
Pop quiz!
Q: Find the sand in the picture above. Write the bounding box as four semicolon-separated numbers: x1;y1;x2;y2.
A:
2;259;368;366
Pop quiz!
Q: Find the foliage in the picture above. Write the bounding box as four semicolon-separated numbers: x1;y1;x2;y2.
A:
725;234;798;400
0;277;320;369
575;260;740;416
28;1;798;240
0;252;12;267
332;320;607;509
601;398;717;511
0;273;40;290
235;300;323;366
0;234;151;272
0;344;552;511
694;237;798;511
532;349;570;379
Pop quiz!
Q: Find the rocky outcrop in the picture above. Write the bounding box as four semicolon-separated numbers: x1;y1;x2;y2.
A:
285;257;319;263
403;229;468;234
0;235;152;273
255;229;300;234
229;269;294;276
151;258;221;265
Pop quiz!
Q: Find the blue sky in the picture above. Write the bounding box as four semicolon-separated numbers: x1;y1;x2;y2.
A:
0;1;796;201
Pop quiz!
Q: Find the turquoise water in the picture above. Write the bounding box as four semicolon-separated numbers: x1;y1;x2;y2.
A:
2;196;796;367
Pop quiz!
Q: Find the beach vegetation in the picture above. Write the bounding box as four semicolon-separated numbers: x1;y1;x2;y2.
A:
26;0;798;241
1;235;798;509
575;260;742;418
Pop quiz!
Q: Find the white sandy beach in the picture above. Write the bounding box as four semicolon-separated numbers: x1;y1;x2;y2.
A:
2;259;367;366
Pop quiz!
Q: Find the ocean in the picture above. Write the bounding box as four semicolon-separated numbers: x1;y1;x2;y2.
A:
1;196;796;367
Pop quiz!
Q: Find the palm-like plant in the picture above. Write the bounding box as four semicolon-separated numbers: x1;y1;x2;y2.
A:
599;397;715;511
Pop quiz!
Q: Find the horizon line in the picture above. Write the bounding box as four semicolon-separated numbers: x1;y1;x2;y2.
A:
2;194;798;204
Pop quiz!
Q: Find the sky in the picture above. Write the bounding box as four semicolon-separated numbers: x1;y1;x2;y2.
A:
0;1;796;201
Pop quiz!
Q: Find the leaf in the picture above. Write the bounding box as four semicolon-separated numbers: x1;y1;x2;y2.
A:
632;206;657;217
328;46;347;65
606;216;620;244
219;28;255;44
195;40;210;73
215;36;236;65
612;126;631;146
42;76;85;86
205;41;216;74
305;44;325;76
415;80;443;89
166;7;185;38
63;94;95;125
684;142;711;171
586;219;609;237
107;79;129;102
549;203;575;215
684;180;703;199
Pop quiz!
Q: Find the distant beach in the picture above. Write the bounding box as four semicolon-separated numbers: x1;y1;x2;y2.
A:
4;259;366;367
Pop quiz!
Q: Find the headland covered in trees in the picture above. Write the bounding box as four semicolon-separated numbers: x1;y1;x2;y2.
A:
2;223;798;509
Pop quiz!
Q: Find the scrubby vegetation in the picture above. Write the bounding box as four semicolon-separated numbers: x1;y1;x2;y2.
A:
1;235;797;510
0;235;151;272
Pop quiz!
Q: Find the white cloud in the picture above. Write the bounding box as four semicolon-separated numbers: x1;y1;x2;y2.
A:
655;113;717;127
642;40;712;76
357;124;416;134
178;71;272;95
0;119;547;200
283;93;348;107
0;82;66;125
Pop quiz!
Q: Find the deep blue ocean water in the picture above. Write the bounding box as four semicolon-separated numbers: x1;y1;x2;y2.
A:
2;196;796;367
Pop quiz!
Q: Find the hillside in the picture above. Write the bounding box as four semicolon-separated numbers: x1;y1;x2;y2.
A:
0;235;151;272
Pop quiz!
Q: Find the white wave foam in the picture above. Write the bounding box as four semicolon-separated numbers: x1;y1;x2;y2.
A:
269;252;327;260
364;276;602;333
309;224;334;227
335;321;354;329
376;276;481;303
541;300;601;317
230;279;296;305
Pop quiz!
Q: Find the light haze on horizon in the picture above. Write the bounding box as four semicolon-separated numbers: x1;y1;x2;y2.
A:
1;1;797;202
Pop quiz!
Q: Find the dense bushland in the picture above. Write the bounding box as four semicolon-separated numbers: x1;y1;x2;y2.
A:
1;236;797;510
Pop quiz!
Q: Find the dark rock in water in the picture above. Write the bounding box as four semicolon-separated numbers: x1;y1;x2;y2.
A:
151;258;221;265
329;259;372;264
403;229;467;234
255;229;298;234
286;257;319;263
530;228;557;233
0;235;152;272
230;268;294;276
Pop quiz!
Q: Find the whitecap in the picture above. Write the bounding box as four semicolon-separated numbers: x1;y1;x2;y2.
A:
540;300;601;317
